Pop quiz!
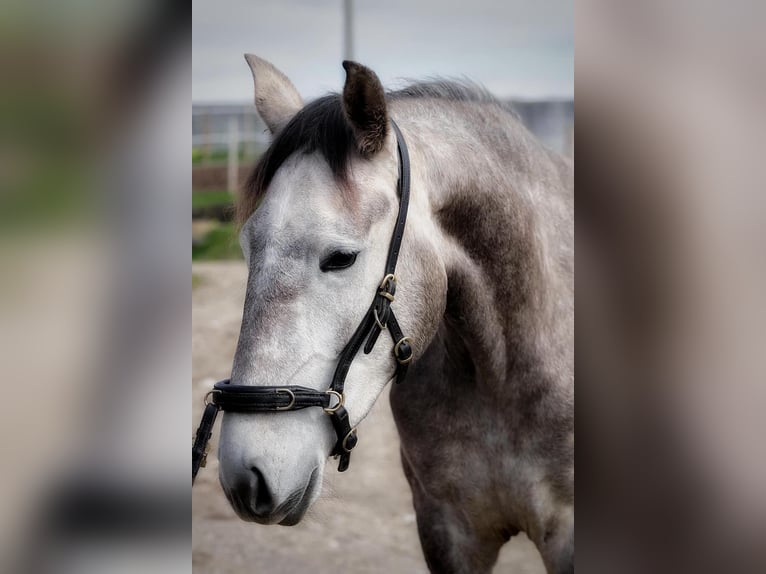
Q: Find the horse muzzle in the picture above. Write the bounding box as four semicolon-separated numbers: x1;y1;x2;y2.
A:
222;465;320;526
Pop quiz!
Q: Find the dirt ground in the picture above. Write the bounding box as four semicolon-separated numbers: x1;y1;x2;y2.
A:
192;261;545;573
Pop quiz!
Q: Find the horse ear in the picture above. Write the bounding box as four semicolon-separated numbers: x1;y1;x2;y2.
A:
244;54;303;134
341;61;388;156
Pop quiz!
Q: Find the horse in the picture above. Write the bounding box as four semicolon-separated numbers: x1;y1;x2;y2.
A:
216;54;573;574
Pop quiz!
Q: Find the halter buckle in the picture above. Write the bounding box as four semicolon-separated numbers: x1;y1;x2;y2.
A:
342;427;358;453
275;388;296;411
378;273;397;300
394;337;414;365
378;290;395;302
204;390;221;407
375;274;396;331
379;273;396;290
323;390;344;414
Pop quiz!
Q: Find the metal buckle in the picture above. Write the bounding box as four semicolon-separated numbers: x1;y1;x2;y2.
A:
394;337;413;365
275;388;296;411
378;273;396;301
378;290;395;302
374;273;396;330
323;390;344;414
378;273;396;291
204;390;220;406
342;427;358;453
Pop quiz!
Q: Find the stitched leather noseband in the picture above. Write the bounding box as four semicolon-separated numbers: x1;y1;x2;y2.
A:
192;120;413;483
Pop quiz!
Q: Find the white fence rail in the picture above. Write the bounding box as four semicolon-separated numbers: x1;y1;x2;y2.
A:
193;106;268;192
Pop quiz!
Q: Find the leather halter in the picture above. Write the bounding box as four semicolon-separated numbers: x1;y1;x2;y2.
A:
193;120;413;483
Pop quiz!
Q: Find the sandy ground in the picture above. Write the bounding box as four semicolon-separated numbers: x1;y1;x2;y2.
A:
192;261;545;573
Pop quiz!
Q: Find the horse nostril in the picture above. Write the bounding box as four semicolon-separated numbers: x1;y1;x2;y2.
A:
250;466;274;515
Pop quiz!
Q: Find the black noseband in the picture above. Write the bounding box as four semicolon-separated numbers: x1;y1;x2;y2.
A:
193;120;413;482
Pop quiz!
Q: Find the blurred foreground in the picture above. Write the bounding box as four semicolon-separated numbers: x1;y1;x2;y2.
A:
0;1;190;572
577;1;766;572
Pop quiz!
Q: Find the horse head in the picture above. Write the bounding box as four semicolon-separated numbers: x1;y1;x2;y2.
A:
217;56;446;525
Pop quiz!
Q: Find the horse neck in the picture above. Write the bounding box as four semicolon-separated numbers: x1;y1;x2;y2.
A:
395;101;573;386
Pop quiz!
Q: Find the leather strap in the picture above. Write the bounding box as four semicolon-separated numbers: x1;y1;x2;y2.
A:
192;402;219;483
211;381;333;412
329;301;377;396
192;119;413;480
329;405;357;472
329;119;412;395
385;120;411;274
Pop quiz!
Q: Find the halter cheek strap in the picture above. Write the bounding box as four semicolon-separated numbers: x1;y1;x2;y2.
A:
192;120;413;482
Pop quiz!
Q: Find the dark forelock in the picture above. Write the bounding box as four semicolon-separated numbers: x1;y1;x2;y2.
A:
238;95;357;224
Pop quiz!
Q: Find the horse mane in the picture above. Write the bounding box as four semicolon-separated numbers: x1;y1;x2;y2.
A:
238;79;510;225
387;78;509;107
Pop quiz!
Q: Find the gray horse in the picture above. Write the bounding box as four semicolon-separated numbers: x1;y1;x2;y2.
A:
217;55;573;574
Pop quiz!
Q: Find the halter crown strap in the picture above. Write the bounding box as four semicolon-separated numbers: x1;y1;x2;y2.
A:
192;120;413;482
331;119;412;393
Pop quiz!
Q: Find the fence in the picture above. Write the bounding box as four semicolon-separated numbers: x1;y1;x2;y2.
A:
192;104;268;192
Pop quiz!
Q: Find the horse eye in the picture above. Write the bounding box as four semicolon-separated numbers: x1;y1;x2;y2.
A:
320;251;358;272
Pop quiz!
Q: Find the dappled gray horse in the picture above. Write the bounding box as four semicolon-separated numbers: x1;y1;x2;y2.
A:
218;55;573;574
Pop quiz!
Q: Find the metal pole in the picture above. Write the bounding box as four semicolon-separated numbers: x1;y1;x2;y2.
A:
227;115;239;194
343;0;354;61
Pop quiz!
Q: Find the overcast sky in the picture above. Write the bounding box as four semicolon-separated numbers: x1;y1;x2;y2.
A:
193;0;573;103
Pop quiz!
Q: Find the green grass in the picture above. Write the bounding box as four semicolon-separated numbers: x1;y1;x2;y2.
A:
192;223;242;261
192;189;234;209
192;148;242;165
192;273;202;289
192;146;265;166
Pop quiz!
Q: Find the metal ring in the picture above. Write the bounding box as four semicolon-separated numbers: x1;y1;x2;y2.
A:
323;390;344;414
373;307;387;330
394;337;413;365
378;290;395;302
204;390;221;406
342;427;358;453
378;273;396;290
275;388;296;411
